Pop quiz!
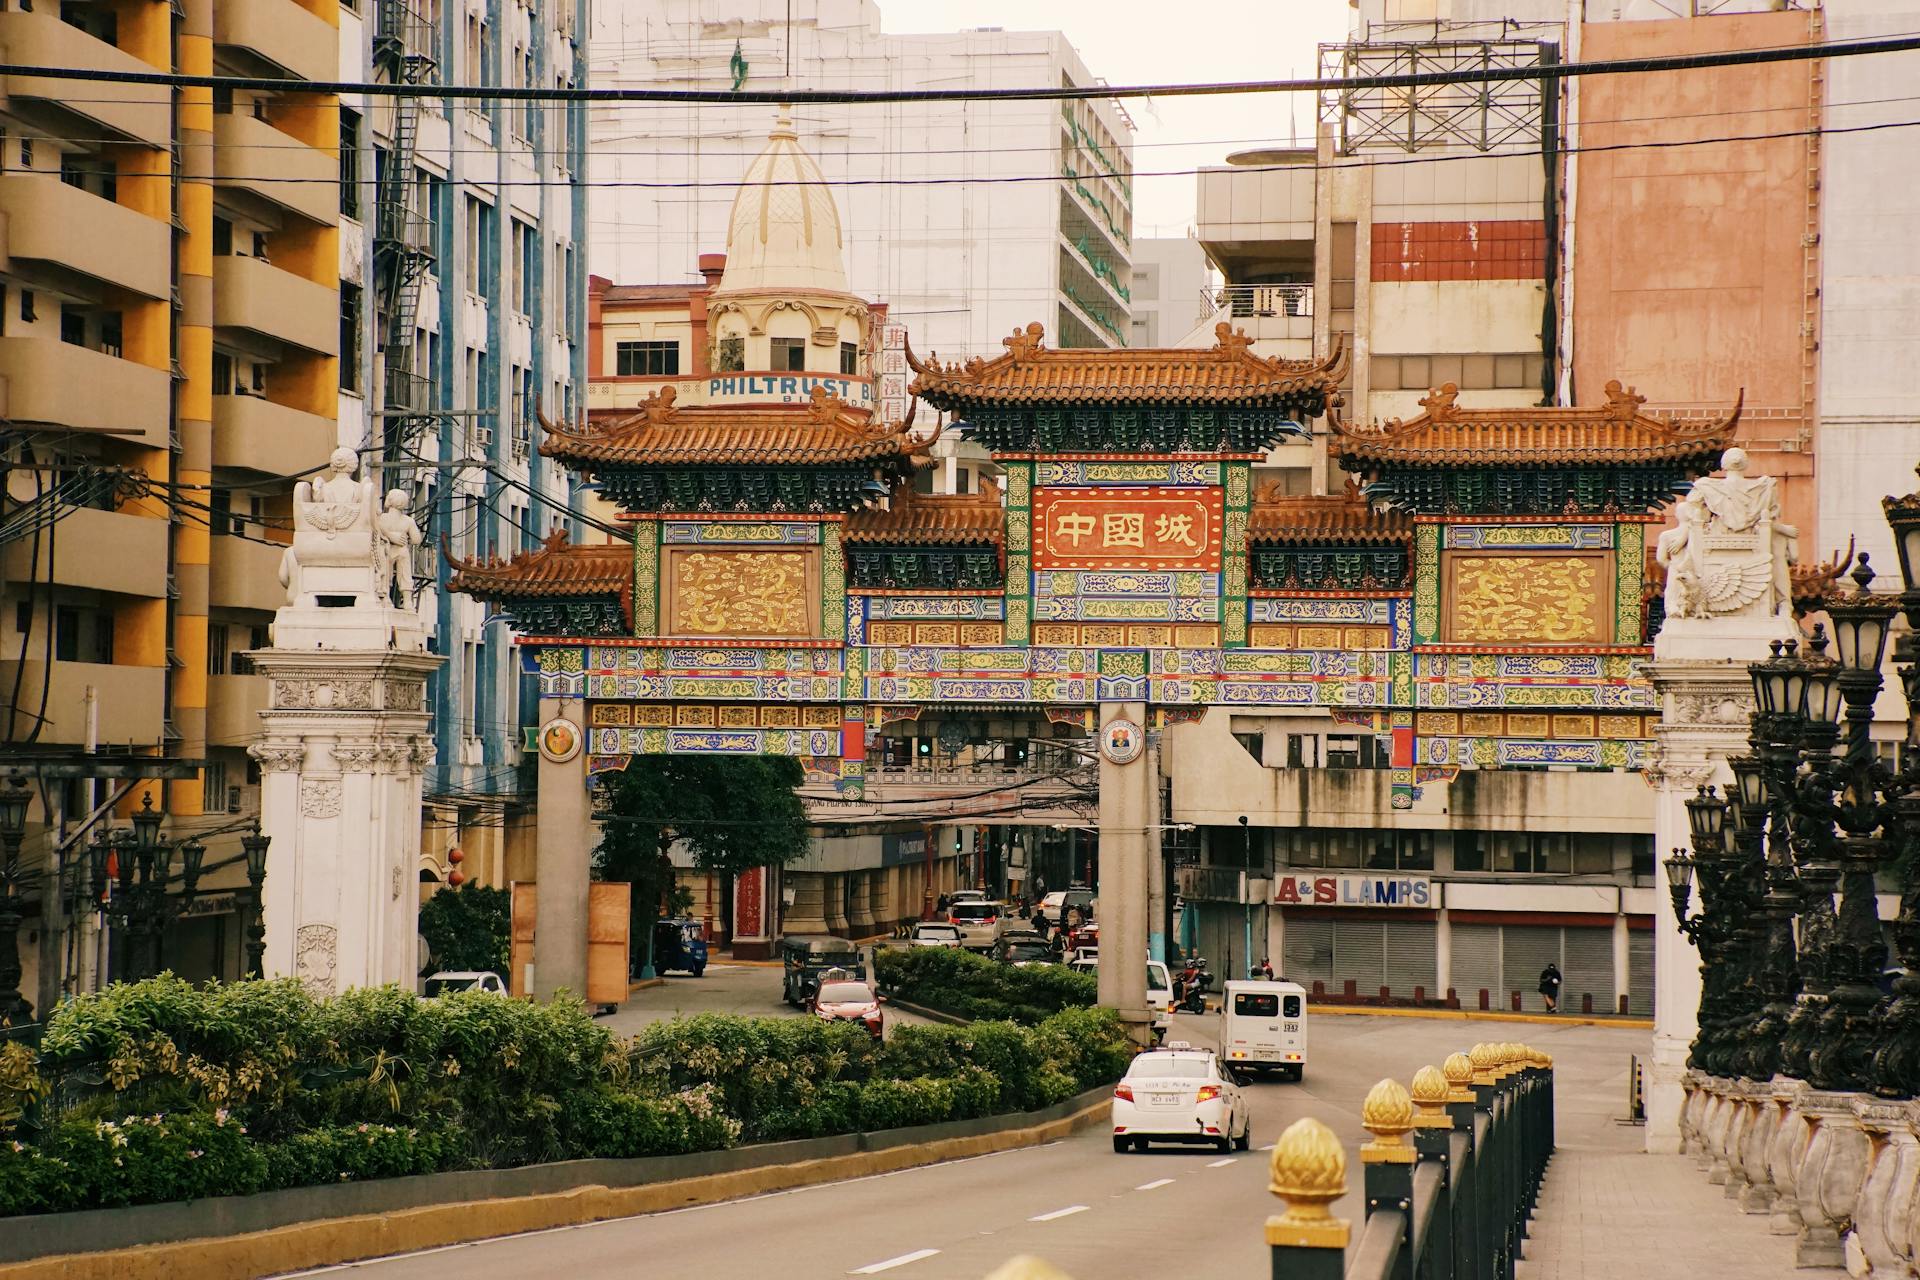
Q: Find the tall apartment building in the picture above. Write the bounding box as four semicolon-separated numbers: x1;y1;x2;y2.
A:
588;0;1134;361
0;0;342;998
338;0;588;887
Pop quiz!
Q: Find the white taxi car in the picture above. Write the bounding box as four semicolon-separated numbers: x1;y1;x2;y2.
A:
1110;1043;1250;1154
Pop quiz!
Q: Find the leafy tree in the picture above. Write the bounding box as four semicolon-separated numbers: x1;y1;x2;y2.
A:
417;884;511;975
592;756;811;967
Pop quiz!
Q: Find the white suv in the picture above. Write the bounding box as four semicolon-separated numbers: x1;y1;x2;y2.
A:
946;900;1009;951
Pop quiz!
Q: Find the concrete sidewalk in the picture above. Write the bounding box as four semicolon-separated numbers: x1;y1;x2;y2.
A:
1517;1122;1818;1279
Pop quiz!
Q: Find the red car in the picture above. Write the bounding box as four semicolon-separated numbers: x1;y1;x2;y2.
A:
813;979;885;1039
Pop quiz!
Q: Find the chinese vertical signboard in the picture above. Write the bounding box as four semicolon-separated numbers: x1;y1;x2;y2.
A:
1032;486;1224;571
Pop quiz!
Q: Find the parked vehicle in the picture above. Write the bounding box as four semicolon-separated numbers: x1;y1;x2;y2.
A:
651;917;709;977
1219;979;1309;1080
910;921;964;948
1111;1043;1251;1153
947;900;1009;951
812;975;885;1039
1068;958;1097;977
1070;945;1100;968
1064;920;1100;955
422;970;507;997
949;889;989;904
995;933;1056;967
780;935;866;1006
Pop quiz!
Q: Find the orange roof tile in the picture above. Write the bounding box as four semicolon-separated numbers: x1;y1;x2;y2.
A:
1332;381;1741;468
446;529;634;616
845;478;1007;551
544;384;937;469
1248;479;1412;546
907;321;1347;408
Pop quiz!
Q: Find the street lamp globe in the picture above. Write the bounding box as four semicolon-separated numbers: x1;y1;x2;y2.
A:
130;792;164;860
1728;756;1766;822
1664;849;1697;894
1750;641;1788;716
1880;466;1920;593
0;779;30;844
1824;555;1897;675
178;839;206;895
1685;784;1727;846
241;824;271;884
1803;629;1846;726
87;830;111;900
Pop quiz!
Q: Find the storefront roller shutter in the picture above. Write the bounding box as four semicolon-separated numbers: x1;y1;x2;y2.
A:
1628;929;1656;1016
1284;915;1336;993
1383;920;1438;999
1500;926;1564;1014
1450;923;1503;1010
1331;920;1387;997
1561;925;1616;1015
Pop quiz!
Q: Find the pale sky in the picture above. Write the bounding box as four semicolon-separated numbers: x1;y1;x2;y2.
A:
882;0;1351;235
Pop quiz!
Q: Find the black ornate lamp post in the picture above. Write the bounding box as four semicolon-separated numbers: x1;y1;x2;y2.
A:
97;795;208;982
0;778;35;1026
1668;783;1735;1071
1806;559;1900;1091
241;822;271;979
1871;476;1920;1096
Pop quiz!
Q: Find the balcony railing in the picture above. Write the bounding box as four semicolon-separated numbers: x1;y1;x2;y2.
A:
1207;283;1314;320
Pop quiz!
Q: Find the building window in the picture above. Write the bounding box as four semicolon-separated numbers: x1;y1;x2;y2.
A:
339;109;361;220
770;337;806;371
202;761;230;814
511;219;535;316
339;283;363;393
839;341;858;375
208;624;229;675
715;336;745;372
615;340;678;377
54;606;80;662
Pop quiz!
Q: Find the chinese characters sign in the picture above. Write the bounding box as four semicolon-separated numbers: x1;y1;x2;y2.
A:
1032;486;1223;571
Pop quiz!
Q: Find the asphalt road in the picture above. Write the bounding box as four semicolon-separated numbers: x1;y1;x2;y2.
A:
598;950;933;1038
287;965;1648;1280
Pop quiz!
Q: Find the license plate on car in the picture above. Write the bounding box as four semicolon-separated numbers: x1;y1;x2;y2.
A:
1149;1092;1181;1106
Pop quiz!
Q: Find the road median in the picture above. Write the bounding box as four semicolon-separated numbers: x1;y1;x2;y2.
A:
0;1084;1114;1280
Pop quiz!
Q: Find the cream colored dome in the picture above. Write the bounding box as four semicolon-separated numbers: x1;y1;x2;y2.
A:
718;110;849;294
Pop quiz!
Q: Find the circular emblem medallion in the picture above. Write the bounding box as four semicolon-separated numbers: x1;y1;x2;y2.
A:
1100;717;1145;765
538;717;582;764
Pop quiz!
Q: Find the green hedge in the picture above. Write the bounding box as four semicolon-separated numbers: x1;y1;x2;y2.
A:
873;946;1098;1025
0;975;1132;1218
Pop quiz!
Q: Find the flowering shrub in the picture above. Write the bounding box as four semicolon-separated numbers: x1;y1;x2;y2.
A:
0;978;1132;1218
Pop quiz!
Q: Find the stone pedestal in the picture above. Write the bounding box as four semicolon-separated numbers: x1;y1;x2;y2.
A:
1644;611;1796;1153
1852;1100;1920;1278
1795;1090;1874;1269
248;644;441;997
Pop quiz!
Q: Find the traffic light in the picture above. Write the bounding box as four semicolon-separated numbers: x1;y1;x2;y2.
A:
954;829;963;853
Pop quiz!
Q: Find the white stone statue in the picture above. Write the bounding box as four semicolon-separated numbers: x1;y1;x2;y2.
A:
373;490;422;608
1661;447;1799;620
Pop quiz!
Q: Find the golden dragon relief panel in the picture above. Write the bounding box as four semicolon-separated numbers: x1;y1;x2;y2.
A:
670;551;812;637
1448;554;1609;645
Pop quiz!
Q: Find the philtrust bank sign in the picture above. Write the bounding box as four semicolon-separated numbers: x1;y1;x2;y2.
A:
706;374;875;406
1273;873;1434;908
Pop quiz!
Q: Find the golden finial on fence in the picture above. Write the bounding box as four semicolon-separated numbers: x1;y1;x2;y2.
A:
1443;1051;1476;1103
1469;1042;1499;1087
1268;1116;1352;1250
1361;1077;1416;1163
1410;1064;1450;1129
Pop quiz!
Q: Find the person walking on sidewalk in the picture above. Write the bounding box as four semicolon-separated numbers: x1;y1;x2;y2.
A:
1538;962;1563;1013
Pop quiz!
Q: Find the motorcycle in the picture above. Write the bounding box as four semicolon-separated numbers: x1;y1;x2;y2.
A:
1174;964;1208;1014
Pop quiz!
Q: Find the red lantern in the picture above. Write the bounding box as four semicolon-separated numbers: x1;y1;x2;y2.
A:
448;847;464;865
448;867;466;887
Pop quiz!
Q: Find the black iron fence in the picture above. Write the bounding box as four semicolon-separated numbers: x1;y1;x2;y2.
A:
1266;1042;1554;1280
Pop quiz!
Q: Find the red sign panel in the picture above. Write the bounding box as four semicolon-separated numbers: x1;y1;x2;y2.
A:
1032;486;1224;571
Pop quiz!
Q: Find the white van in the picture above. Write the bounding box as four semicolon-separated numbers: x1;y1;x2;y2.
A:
1146;961;1173;1042
1219;980;1308;1080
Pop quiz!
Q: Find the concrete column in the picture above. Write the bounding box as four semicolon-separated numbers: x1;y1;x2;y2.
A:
1266;907;1285;979
532;696;589;1001
1095;702;1153;1045
1645;616;1788;1152
1435;905;1453;1003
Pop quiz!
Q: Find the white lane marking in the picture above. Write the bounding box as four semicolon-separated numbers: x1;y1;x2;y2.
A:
1207;1157;1237;1167
1029;1205;1090;1222
1135;1178;1175;1191
1259;1143;1277;1151
850;1249;941;1274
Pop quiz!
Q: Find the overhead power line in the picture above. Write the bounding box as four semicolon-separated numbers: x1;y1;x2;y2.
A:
3;32;1919;104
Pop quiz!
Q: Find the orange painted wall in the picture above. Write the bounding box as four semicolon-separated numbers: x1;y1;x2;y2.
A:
1573;11;1819;541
